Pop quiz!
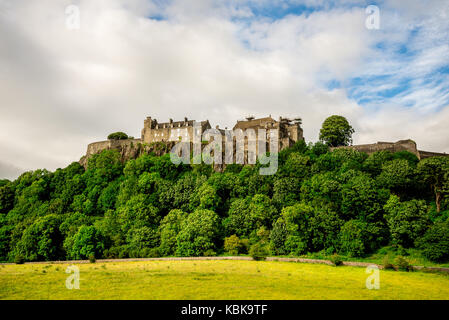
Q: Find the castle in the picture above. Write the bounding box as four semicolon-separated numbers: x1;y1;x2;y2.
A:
140;115;303;150
80;115;304;167
79;115;447;167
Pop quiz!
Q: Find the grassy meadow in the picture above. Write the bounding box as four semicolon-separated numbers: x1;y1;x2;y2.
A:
1;260;449;300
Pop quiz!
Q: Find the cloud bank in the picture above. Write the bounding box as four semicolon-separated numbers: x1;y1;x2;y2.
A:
0;0;448;179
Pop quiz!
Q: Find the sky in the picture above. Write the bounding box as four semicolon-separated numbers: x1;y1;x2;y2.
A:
0;0;448;180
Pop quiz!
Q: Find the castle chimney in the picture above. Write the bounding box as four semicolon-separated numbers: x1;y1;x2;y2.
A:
184;117;188;122
169;118;173;124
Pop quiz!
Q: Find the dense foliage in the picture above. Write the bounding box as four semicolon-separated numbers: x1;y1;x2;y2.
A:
319;115;355;147
107;132;129;140
1;139;449;263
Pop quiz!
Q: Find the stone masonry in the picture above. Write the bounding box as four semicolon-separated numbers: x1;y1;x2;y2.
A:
80;116;446;168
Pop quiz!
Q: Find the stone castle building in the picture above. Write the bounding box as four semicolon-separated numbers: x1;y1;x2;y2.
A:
80;115;304;167
140;115;303;149
141;117;212;144
79;115;446;167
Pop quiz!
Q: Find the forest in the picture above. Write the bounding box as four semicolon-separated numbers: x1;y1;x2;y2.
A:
1;117;449;264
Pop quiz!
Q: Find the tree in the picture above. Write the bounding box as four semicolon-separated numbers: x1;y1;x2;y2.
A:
0;184;14;213
417;157;449;212
224;235;241;255
416;221;449;262
309;206;344;252
274;203;315;255
176;209;221;256
107;132;129;140
224;194;277;238
15;215;63;261
159;209;187;256
339;220;383;257
65;225;105;260
272;177;301;208
363;151;394;176
270;218;288;255
319;115;355;147
340;172;387;222
377;159;416;197
383;195;430;247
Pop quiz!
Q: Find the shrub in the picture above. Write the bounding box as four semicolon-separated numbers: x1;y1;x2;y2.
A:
416;221;449;262
239;239;250;254
14;254;25;264
118;249;128;259
103;247;119;259
382;254;395;270
141;247;161;258
149;247;161;258
249;242;270;261
88;254;96;263
203;249;216;257
329;253;343;266
396;245;408;256
394;256;412;272
224;235;241;255
107;132;128;140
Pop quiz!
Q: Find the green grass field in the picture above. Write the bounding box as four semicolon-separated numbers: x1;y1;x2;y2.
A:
1;260;449;300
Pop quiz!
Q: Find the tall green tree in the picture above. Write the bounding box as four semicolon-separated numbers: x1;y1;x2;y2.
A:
417;157;449;212
319;115;355;147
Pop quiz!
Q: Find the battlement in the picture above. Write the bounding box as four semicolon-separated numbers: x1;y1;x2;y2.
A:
141;116;211;143
331;139;448;160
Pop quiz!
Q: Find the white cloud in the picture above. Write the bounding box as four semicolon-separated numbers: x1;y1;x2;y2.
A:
0;0;448;179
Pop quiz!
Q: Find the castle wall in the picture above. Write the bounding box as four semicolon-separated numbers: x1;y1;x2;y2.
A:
80;138;143;168
142;118;211;144
418;150;449;159
331;140;420;158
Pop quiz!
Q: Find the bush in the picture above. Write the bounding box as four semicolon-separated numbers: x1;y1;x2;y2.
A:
329;253;343;266
416;221;449;262
148;247;161;258
249;242;270;261
382;254;395;270
396;245;409;256
394;256;412;272
239;239;250;254
224;235;241;255
140;247;160;258
103;247;119;259
88;254;96;263
108;132;128;140
203;249;216;257
14;254;25;264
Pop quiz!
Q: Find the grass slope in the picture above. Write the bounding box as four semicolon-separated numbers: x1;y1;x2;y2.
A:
1;260;449;300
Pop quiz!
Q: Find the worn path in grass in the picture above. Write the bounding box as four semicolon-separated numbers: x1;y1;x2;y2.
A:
1;260;449;299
